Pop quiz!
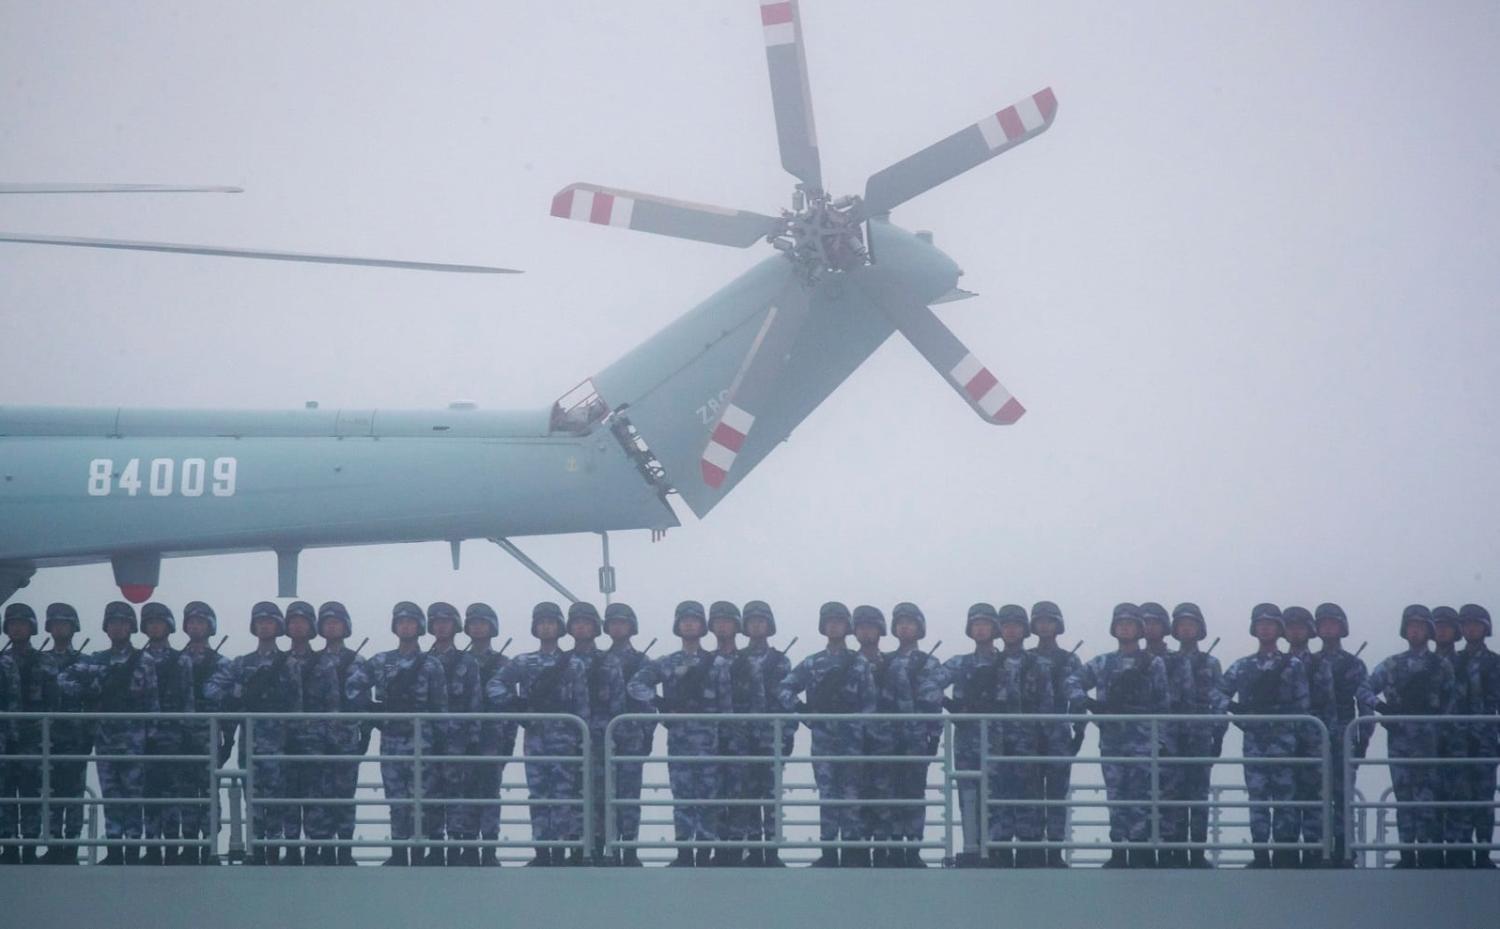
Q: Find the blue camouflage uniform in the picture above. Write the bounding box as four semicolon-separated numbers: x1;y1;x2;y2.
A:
39;632;93;853
1029;639;1083;855
630;646;723;846
1164;643;1228;859
605;638;654;848
1450;604;1498;862
1145;637;1193;850
63;638;160;844
470;646;516;850
431;643;483;846
711;645;766;848
571;640;625;857
1306;602;1373;863
1358;643;1456;852
780;645;877;847
881;645;945;853
141;635;195;848
206;645;303;844
180;642;230;853
357;648;447;843
0;634;58;852
1282;605;1336;855
284;643;340;849
320;641;369;851
990;644;1066;856
1220;651;1311;850
489;647;589;847
1069;650;1170;847
738;599;796;855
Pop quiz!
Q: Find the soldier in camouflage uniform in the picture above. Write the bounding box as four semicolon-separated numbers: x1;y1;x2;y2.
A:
179;601;230;865
604;602;653;866
852;604;892;867
38;603;92;864
1;603;58;865
138;603;195;865
709;600;765;866
1140;602;1191;867
779;601;876;868
629;600;721;867
62;601;159;864
1359;605;1457;867
990;604;1065;869
567;601;625;864
313;601;366;866
1310;602;1372;867
464;602;515;867
1168;603;1228;868
487;602;589;867
425;602;482;865
206;601;302;864
1279;605;1334;867
1431;606;1469;866
882;602;945;868
942;603;1004;867
282;601;339;865
1068;603;1169;868
739;600;793;866
1220;603;1311;868
1454;604;1498;868
351;601;447;866
1029;600;1083;868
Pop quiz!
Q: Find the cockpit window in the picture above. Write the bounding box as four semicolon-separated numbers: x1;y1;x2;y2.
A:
549;378;609;434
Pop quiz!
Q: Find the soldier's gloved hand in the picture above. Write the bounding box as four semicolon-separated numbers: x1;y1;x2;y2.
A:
1372;700;1390;716
1070;725;1087;754
217;736;235;766
1082;698;1104;714
1210;733;1224;757
1354;732;1371;758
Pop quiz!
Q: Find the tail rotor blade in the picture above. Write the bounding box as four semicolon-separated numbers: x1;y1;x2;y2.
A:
551;184;783;248
0;232;519;273
864;87;1057;215
758;0;822;192
701;281;815;489
0;183;243;194
880;302;1024;425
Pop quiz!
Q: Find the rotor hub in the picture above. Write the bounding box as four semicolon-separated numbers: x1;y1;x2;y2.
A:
770;191;868;275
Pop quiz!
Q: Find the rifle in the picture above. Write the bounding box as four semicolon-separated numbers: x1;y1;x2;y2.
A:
775;636;799;659
666;650;716;713
496;637;513;657
38;636;52;652
213;636;229;653
59;638;92;670
641;637;657;656
1070;640;1084;654
926;639;944;659
1206;637;1221;655
1353;642;1367;658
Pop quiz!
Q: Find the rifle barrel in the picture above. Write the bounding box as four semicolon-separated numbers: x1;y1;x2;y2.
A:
212;636;229;654
496;637;513;657
1206;637;1221;655
353;637;370;656
778;636;800;657
1353;641;1367;658
1069;639;1084;654
641;637;658;656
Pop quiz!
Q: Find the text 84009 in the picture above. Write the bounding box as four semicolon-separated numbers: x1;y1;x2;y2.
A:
86;457;237;497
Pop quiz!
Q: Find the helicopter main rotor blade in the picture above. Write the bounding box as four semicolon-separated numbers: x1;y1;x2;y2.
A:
700;279;815;489
0;232;520;274
878;300;1024;425
0;183;242;194
758;0;822;192
551;184;783;248
863;87;1056;216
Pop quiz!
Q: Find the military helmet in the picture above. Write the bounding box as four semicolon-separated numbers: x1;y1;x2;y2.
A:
1400;603;1434;638
1459;603;1492;636
464;602;499;637
996;603;1030;637
285;601;317;636
183;601;218;636
1248;602;1284;636
1109;602;1143;638
1030;600;1063;634
1313;602;1348;638
672;600;706;636
426;601;461;632
390;600;426;636
1171;602;1206;638
1138;602;1170;632
603;602;637;636
851;604;886;635
103;600;139;634
742;600;776;636
892;601;926;639
251;600;286;636
1431;606;1460;632
44;602;81;635
966;602;1000;636
531;601;564;635
316;601;350;638
817;601;852;635
1281;606;1314;631
709;600;742;633
141;602;176;635
567;601;602;634
3;602;37;636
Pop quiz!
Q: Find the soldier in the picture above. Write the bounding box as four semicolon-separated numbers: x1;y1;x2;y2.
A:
282;601;339;865
465;602;515;867
1431;606;1468;866
424;601;483;865
313;601;366;866
1029;600;1083;868
1068;603;1169;869
885;602;945;868
778;601;876;868
853;605;895;867
603;602;653;866
565;601;624;864
354;601;447;866
628;600;720;867
1168;602;1228;868
1359;605;1457;867
1220;603;1310;868
990;604;1064;869
1140;601;1190;867
1280;605;1334;867
487;602;589;867
61;601;159;864
179;601;230;865
942;603;1004;867
38;603;92;864
1310;602;1372;867
739;600;794;867
205;601;301;864
1454;604;1498;868
1;603;58;864
708;600;764;866
138;602;194;865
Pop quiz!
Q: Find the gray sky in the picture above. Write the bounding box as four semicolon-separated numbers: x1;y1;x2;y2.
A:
2;0;1497;663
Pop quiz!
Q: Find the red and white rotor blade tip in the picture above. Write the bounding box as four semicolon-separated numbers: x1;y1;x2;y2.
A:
700;284;815;488
863;87;1057;216
884;303;1024;425
758;0;822;192
551;184;783;248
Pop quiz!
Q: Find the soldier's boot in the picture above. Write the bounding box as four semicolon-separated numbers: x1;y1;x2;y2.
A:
905;848;928;868
282;845;303;866
1102;849;1128;868
713;848;744;867
1417;847;1444;869
666;848;695;867
461;843;481;867
336;846;355;867
480;846;500;867
1046;849;1069;868
744;848;765;867
19;846;40;865
810;848;840;868
988;848;1014;868
62;844;83;865
99;846;126;866
1126;849;1153;869
445;845;462;867
1444;849;1471;869
126;844;144;865
140;844;163;866
1018;848;1047;868
617;848;640;867
694;846;713;868
420;845;446;867
263;844;283;866
1271;849;1299;869
381;847;410;867
1188;850;1212;868
1247;849;1272;869
1393;850;1416;868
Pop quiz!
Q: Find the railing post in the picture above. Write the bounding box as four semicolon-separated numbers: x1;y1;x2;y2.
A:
1208;784;1223;867
244;717;256;861
580;716;594;861
40;716;53;842
772;717;786;849
413;716;425;855
1320;716;1332;863
1149;717;1161;848
604;717;617;857
942;717;955;865
208;716;221;861
978;718;990;856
